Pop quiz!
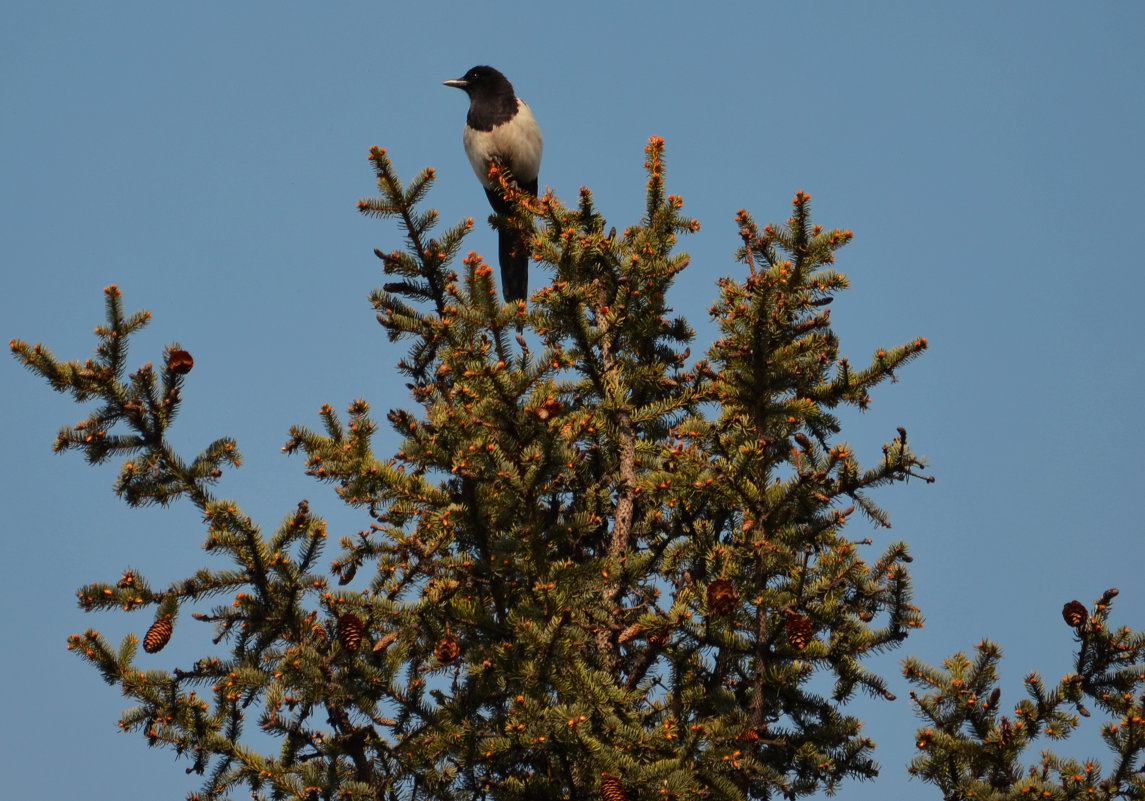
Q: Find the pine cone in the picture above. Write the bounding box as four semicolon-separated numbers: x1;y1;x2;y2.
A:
618;623;644;644
292;500;309;528
337;561;358;586
434;635;460;663
532;397;563;421
1061;600;1088;628
785;609;812;650
737;727;762;743
998;716;1013;746
311;620;329;644
706;579;738;617
373;631;399;652
167;349;194;375
337;613;364;651
601;772;627;801
143;616;173;653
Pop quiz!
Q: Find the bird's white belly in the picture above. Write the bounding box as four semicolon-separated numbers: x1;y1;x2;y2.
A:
463;101;543;188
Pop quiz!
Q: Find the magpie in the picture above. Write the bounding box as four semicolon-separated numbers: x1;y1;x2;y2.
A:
444;66;543;304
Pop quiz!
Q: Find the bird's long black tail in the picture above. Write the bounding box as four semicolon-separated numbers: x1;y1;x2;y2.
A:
484;178;537;304
497;229;528;304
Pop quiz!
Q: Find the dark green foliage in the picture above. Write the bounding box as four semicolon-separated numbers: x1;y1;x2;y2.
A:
14;138;935;800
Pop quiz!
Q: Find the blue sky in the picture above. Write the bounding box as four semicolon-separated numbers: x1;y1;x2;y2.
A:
3;3;1143;799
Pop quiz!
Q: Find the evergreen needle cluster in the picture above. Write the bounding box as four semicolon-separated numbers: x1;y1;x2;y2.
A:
14;138;1142;801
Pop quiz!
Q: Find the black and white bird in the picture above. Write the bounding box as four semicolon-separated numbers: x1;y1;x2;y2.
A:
443;66;543;304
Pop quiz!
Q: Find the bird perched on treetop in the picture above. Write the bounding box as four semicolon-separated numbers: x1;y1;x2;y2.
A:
443;66;543;304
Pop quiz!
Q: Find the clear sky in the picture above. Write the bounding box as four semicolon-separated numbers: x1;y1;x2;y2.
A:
3;3;1143;799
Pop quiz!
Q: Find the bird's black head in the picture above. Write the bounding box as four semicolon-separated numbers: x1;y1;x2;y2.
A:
443;65;515;103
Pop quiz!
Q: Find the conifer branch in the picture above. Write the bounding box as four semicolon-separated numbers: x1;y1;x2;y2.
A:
905;590;1145;798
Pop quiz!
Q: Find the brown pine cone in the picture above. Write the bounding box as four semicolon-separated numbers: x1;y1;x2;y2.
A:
785;609;813;650
143;617;173;654
1061;600;1088;628
706;579;738;617
336;613;364;651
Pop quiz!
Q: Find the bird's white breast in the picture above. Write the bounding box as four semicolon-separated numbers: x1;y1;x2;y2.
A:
463;99;543;189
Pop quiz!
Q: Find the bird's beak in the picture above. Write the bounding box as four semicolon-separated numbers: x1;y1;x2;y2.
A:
442;78;468;89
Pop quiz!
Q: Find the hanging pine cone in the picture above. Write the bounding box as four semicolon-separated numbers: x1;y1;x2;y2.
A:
785;609;813;650
706;579;738;617
601;772;627;801
337;613;364;651
143;616;173;653
337;561;358;586
1061;600;1088;628
434;634;460;663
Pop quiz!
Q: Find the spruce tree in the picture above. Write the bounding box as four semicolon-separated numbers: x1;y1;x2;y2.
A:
19;137;1134;801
